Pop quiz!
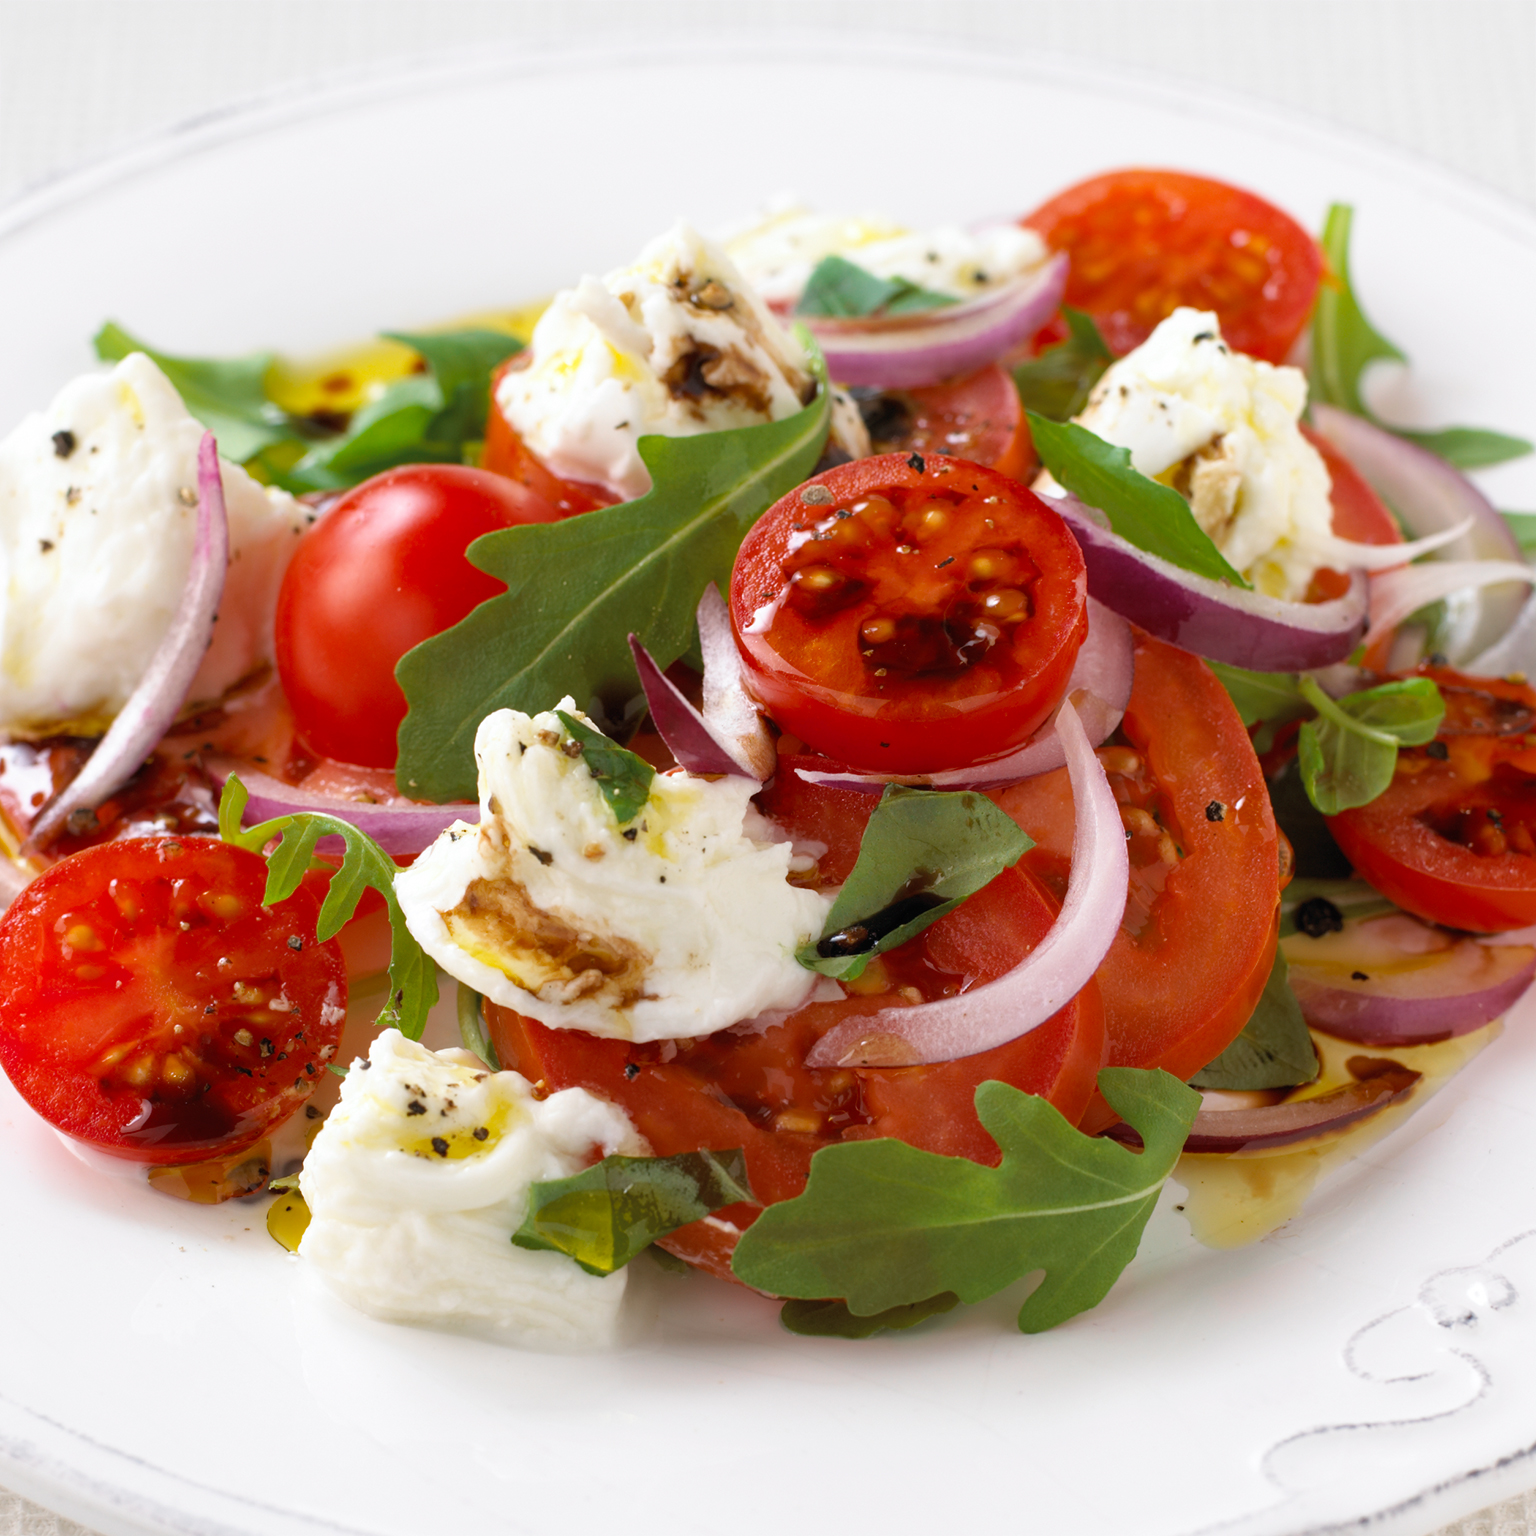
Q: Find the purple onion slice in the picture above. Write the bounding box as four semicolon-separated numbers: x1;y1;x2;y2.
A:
1364;560;1533;662
805;698;1127;1068
629;634;746;778
25;433;230;852
806;255;1068;390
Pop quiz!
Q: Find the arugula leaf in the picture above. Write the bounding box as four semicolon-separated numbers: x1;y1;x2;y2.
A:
395;358;831;802
780;1293;959;1339
1296;675;1445;815
1188;950;1319;1091
1310;206;1531;470
94;320;299;464
1028;414;1251;588
1279;877;1398;939
554;710;655;825
1206;661;1305;728
1011;307;1114;421
218;774;438;1038
1502;511;1536;554
512;1149;755;1275
795;255;956;319
731;1068;1200;1333
798;787;1032;980
456;982;500;1070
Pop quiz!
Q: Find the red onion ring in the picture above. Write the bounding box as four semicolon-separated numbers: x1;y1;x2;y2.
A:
792;599;1134;794
1363;560;1534;664
629;634;745;778
1044;492;1369;671
805;697;1127;1068
804;255;1068;390
24;433;230;852
206;757;476;857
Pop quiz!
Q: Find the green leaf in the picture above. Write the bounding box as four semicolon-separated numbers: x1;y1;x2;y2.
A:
1309;206;1530;468
1011;307;1114;422
1297;675;1445;815
1188;950;1319;1090
779;1293;960;1339
731;1068;1200;1333
395;356;832;802
795;255;956;319
1502;511;1536;554
1027;414;1251;588
456;982;500;1070
1206;661;1305;728
798;786;1032;979
512;1149;755;1275
1279;877;1398;939
93;320;298;464
383;328;522;408
553;710;655;826
217;773;438;1039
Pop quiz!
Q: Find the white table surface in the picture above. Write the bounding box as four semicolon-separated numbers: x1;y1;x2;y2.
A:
1;3;1534;1535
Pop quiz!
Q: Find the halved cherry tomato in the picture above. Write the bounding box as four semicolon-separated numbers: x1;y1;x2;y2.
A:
482;355;620;517
0;837;346;1162
1023;169;1323;364
274;464;561;769
730;454;1087;774
1328;668;1536;932
996;632;1279;1127
855;363;1034;479
489;832;1103;1284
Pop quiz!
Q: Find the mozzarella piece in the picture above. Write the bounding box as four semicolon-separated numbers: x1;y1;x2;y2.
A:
300;1029;642;1349
0;352;309;734
395;700;829;1042
722;201;1051;307
1047;307;1335;600
496;223;817;502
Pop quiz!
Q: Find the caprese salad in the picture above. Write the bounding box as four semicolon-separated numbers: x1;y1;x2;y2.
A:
1;167;1534;1348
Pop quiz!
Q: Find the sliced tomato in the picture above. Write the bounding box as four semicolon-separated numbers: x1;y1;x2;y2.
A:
1022;169;1323;364
996;631;1279;1127
730;453;1087;774
0;837;346;1162
481;355;619;517
856;363;1034;479
1328;668;1536;932
488;779;1103;1285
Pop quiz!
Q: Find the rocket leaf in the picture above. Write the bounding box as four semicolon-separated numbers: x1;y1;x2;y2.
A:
731;1068;1199;1334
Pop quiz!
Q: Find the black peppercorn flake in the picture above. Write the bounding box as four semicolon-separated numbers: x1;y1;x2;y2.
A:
1205;800;1227;822
431;1137;449;1156
51;429;76;458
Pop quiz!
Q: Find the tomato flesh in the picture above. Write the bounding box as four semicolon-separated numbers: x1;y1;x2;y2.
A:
274;464;561;769
0;837;347;1162
855;364;1034;480
1328;669;1536;932
730;453;1087;773
996;631;1279;1127
1023;169;1323;364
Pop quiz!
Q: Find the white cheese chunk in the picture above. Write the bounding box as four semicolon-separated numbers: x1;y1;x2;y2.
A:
300;1029;642;1350
722;201;1051;308
496;223;818;502
1041;307;1335;600
395;700;830;1042
0;352;309;734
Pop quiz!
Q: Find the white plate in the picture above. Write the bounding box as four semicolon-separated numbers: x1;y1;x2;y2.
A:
2;36;1536;1536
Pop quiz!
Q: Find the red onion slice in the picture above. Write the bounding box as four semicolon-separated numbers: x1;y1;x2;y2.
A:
629;634;747;778
1363;560;1534;662
805;698;1127;1068
1045;492;1369;671
805;255;1068;390
25;433;230;852
793;599;1134;793
206;757;476;857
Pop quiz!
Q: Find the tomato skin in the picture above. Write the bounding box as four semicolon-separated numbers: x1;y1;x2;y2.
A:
482;356;619;517
489;827;1103;1285
1023;169;1323;364
730;453;1087;774
996;632;1278;1127
1328;670;1536;933
274;464;561;769
858;364;1034;479
0;837;346;1163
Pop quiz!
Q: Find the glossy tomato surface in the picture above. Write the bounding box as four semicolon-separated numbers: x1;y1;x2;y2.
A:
1023;168;1323;363
0;837;346;1162
997;631;1279;1128
274;464;560;768
730;453;1087;774
489;847;1102;1285
856;364;1033;479
1328;669;1536;932
482;355;620;517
